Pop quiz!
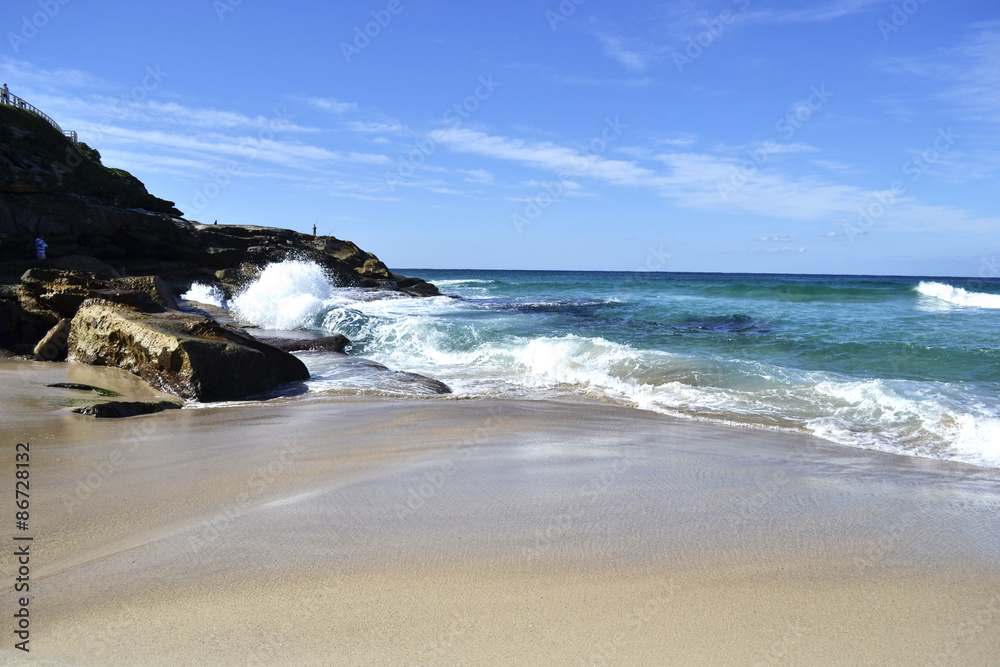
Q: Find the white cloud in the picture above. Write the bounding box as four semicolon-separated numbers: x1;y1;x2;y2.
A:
459;169;494;183
750;247;806;254
303;97;359;114
745;0;886;25
430;127;654;186
594;34;651;71
431;126;1000;236
344;120;407;135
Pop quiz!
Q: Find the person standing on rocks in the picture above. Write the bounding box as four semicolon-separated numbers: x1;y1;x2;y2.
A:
312;224;317;236
1;84;8;104
35;236;47;260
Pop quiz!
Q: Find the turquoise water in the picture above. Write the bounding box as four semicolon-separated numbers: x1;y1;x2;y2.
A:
193;263;1000;468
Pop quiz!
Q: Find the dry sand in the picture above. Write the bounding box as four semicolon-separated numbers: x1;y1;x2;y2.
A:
1;360;998;665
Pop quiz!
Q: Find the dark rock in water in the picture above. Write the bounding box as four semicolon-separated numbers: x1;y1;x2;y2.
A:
256;334;351;354
389;370;452;395
72;400;182;419
33;317;70;361
47;382;122;397
350;358;452;395
68;299;310;402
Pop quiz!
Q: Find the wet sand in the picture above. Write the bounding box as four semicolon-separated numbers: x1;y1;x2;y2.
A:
1;360;999;665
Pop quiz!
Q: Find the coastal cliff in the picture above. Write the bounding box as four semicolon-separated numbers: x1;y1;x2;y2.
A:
0;103;437;296
0;101;440;403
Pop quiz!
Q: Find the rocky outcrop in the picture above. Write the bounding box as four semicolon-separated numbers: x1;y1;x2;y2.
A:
0;105;180;214
17;268;177;323
68;300;310;402
0;101;445;405
0;103;438;297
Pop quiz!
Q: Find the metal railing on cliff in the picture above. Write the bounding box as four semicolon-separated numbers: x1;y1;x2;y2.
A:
0;87;77;143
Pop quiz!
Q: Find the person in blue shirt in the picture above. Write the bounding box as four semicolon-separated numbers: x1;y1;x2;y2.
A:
35;236;47;260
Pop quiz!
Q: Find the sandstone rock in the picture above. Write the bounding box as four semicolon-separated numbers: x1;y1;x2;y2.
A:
358;258;391;279
116;275;178;309
33;317;70;361
68;300;310;402
17;268;177;319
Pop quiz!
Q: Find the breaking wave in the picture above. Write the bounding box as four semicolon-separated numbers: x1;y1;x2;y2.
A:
916;281;1000;309
224;261;1000;468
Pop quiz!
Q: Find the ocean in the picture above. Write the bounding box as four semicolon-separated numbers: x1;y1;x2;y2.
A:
183;261;1000;469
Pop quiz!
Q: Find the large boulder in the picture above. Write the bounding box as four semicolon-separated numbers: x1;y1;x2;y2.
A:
17;268;178;320
68;300;310;401
255;334;351;354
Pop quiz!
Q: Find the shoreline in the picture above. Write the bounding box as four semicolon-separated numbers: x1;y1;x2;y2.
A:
2;360;999;663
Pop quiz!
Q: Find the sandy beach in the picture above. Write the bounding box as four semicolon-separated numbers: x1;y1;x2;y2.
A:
1;359;999;665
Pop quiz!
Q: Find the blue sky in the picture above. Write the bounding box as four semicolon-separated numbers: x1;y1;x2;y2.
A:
3;0;998;275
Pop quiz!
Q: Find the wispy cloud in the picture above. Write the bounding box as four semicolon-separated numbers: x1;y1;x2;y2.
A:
879;22;1000;181
745;0;887;25
431;126;1000;235
594;34;652;71
302;97;359;114
344;120;407;135
459;169;494;184
430;127;654;186
750;247;806;254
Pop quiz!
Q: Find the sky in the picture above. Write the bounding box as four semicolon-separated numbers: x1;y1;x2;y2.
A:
2;0;999;276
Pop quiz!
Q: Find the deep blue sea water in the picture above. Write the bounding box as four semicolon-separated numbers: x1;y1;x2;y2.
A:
183;263;1000;468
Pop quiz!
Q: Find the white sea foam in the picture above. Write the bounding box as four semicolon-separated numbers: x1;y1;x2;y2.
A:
181;282;227;308
432;279;496;286
916;281;1000;309
229;260;346;330
229;261;1000;469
